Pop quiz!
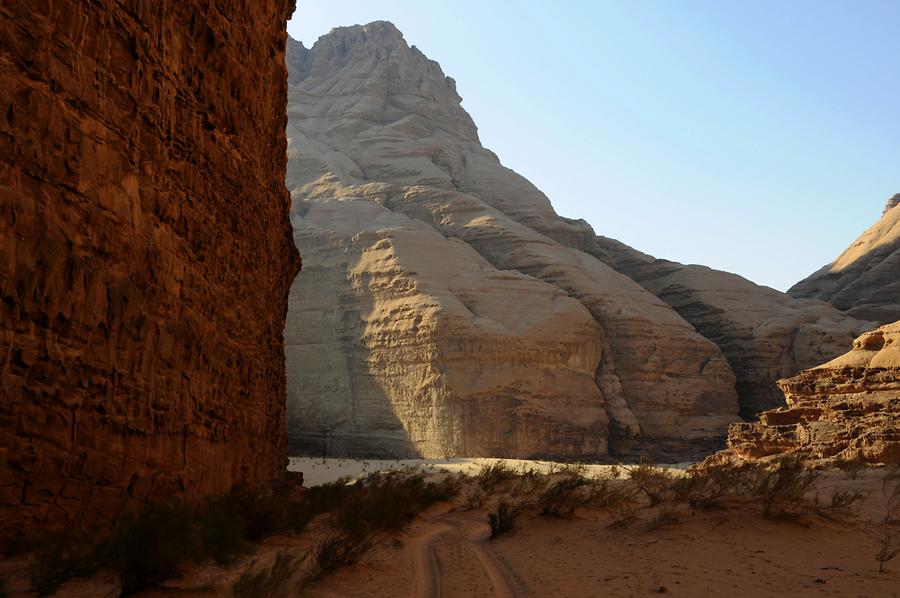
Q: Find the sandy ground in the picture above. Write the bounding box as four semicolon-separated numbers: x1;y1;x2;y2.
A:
286;457;692;487
300;467;900;598
3;464;898;597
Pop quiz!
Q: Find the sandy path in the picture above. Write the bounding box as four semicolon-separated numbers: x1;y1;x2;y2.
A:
408;512;531;598
412;521;453;598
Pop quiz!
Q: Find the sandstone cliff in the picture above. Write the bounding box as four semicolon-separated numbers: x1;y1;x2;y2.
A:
724;322;900;465
587;237;867;418
284;22;740;461
0;1;300;545
789;195;900;325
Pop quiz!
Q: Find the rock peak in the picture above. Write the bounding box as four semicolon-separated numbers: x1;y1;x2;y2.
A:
321;20;404;45
885;193;900;215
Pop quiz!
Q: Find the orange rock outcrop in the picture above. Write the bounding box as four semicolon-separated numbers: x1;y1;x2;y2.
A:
724;322;900;465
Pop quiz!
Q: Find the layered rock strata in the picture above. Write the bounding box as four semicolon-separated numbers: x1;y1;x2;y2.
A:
724;322;900;465
284;22;740;460
587;238;867;418
789;195;900;325
0;1;300;545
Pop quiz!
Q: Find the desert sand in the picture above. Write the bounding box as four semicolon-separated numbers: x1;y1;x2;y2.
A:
301;467;900;598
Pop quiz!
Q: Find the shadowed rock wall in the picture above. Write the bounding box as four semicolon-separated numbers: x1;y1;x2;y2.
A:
0;0;300;545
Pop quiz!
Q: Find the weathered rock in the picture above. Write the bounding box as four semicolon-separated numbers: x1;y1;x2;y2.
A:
587;237;868;418
0;1;300;546
723;322;900;465
284;22;740;461
789;195;900;325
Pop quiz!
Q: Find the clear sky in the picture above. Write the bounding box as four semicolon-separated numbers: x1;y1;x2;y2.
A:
287;1;898;291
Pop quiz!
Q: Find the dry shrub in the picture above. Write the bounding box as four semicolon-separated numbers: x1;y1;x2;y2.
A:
676;462;763;509
464;487;485;510
757;457;819;520
488;501;518;539
646;505;680;531
540;477;593;518
626;463;675;506
29;531;98;596
476;461;518;493
313;535;372;577
815;491;865;519
513;465;549;497
233;551;302;598
837;458;866;480
332;472;458;539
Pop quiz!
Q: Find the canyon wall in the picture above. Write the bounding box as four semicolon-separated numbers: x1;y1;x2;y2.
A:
588;237;866;418
789;195;900;326
724;322;900;465
0;0;300;546
284;23;740;461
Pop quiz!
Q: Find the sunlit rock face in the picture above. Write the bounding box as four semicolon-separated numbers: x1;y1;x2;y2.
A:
789;195;900;326
722;321;900;465
0;1;299;545
587;238;867;419
283;22;740;461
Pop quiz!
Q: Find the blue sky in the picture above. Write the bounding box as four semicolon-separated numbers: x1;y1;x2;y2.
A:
288;1;898;291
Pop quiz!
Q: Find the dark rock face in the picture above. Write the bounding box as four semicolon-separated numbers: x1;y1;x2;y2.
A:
0;0;300;545
789;195;900;325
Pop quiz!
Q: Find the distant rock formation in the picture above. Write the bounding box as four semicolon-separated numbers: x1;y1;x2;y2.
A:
587;238;866;418
789;195;900;325
283;22;740;461
0;1;300;546
723;322;900;465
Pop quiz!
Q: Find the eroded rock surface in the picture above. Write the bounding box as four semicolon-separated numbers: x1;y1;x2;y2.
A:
0;1;300;545
724;322;900;465
588;237;867;418
284;22;740;461
789;195;900;325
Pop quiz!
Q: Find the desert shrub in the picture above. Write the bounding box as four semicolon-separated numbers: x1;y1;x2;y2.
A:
559;462;589;478
646;505;680;531
607;503;640;529
626;463;675;506
815;491;864;519
587;478;636;510
332;472;458;539
757;457;819;520
837;458;866;480
513;466;548;497
29;531;97;596
488;501;518;539
313;534;372;576
875;523;900;573
883;467;900;523
100;502;202;595
476;461;517;493
676;462;763;509
464;487;486;510
233;551;302;598
540;477;592;518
